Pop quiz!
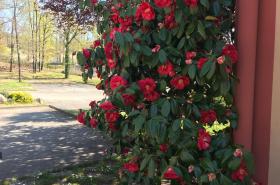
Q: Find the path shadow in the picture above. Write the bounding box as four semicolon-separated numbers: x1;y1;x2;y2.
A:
0;109;111;180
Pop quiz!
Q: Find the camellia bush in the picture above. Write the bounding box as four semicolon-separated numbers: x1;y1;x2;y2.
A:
76;0;255;184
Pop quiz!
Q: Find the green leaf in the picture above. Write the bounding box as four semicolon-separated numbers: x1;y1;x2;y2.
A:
140;155;151;171
159;29;167;41
206;62;216;79
172;119;181;131
200;61;212;77
228;158;241;170
243;151;255;175
150;104;158;117
200;0;210;9
115;32;124;47
170;99;178;115
220;174;232;185
133;43;141;51
130;51;138;67
159;50;167;63
161;99;171;117
159;80;167;91
212;1;221;16
180;150;195;162
124;32;134;43
148;159;156;177
197;21;207;40
220;80;230;95
200;174;209;183
175;10;183;23
201;158;216;171
186;22;196;36
133;114;145;133
122;124;129;137
142;46;152;56
77;51;87;66
188;64;197;80
177;37;186;50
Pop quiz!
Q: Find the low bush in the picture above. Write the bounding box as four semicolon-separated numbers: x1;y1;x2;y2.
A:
8;92;33;104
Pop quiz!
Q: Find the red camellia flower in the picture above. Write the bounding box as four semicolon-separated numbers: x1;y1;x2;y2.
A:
164;12;177;29
92;40;101;48
104;42;113;59
197;129;211;151
122;94;136;106
135;2;155;21
77;112;86;124
96;82;103;90
200;110;217;124
154;0;172;8
90;118;98;128
170;76;190;90
83;48;91;59
152;45;161;53
157;61;175;77
186;51;197;60
110;27;119;40
108;122;118;131
100;101;117;111
160;144;168;153
231;162;248;181
222;44;238;63
122;147;131;155
89;101;96;108
84;63;90;70
144;91;160;102
110;75;128;90
119;16;133;32
163;167;181;180
234;148;243;158
91;0;98;5
184;0;199;8
107;58;117;69
111;12;119;24
138;78;157;93
197;58;208;70
123;162;139;173
105;112;120;123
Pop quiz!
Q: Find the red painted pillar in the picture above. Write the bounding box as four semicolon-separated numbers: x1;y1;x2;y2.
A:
235;0;259;150
236;0;277;184
252;0;276;183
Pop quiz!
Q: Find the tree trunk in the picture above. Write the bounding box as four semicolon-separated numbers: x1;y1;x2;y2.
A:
41;28;46;71
64;31;70;79
9;18;14;72
28;0;35;73
34;2;38;73
38;15;41;72
13;0;21;82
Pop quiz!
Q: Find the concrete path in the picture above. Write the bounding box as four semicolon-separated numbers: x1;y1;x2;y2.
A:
0;106;110;180
29;83;105;110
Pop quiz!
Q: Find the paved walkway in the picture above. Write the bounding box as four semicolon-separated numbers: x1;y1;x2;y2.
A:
0;106;110;180
29;83;105;110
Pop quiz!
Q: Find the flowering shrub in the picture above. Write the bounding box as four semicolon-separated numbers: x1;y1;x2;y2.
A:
77;0;255;184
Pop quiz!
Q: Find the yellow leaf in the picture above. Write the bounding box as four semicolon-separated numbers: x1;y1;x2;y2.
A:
205;16;218;21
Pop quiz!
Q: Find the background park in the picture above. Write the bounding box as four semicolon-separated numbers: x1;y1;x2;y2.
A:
0;0;279;185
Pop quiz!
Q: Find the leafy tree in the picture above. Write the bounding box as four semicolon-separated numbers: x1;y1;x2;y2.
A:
42;0;95;78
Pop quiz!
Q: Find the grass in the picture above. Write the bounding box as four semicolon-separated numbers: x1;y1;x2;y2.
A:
0;158;120;185
0;80;33;92
0;70;100;85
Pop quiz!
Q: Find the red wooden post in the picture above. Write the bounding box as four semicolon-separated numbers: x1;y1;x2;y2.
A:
236;0;277;184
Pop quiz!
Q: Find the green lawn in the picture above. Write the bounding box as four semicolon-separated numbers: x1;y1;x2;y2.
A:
0;80;33;92
0;158;120;185
0;71;100;89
